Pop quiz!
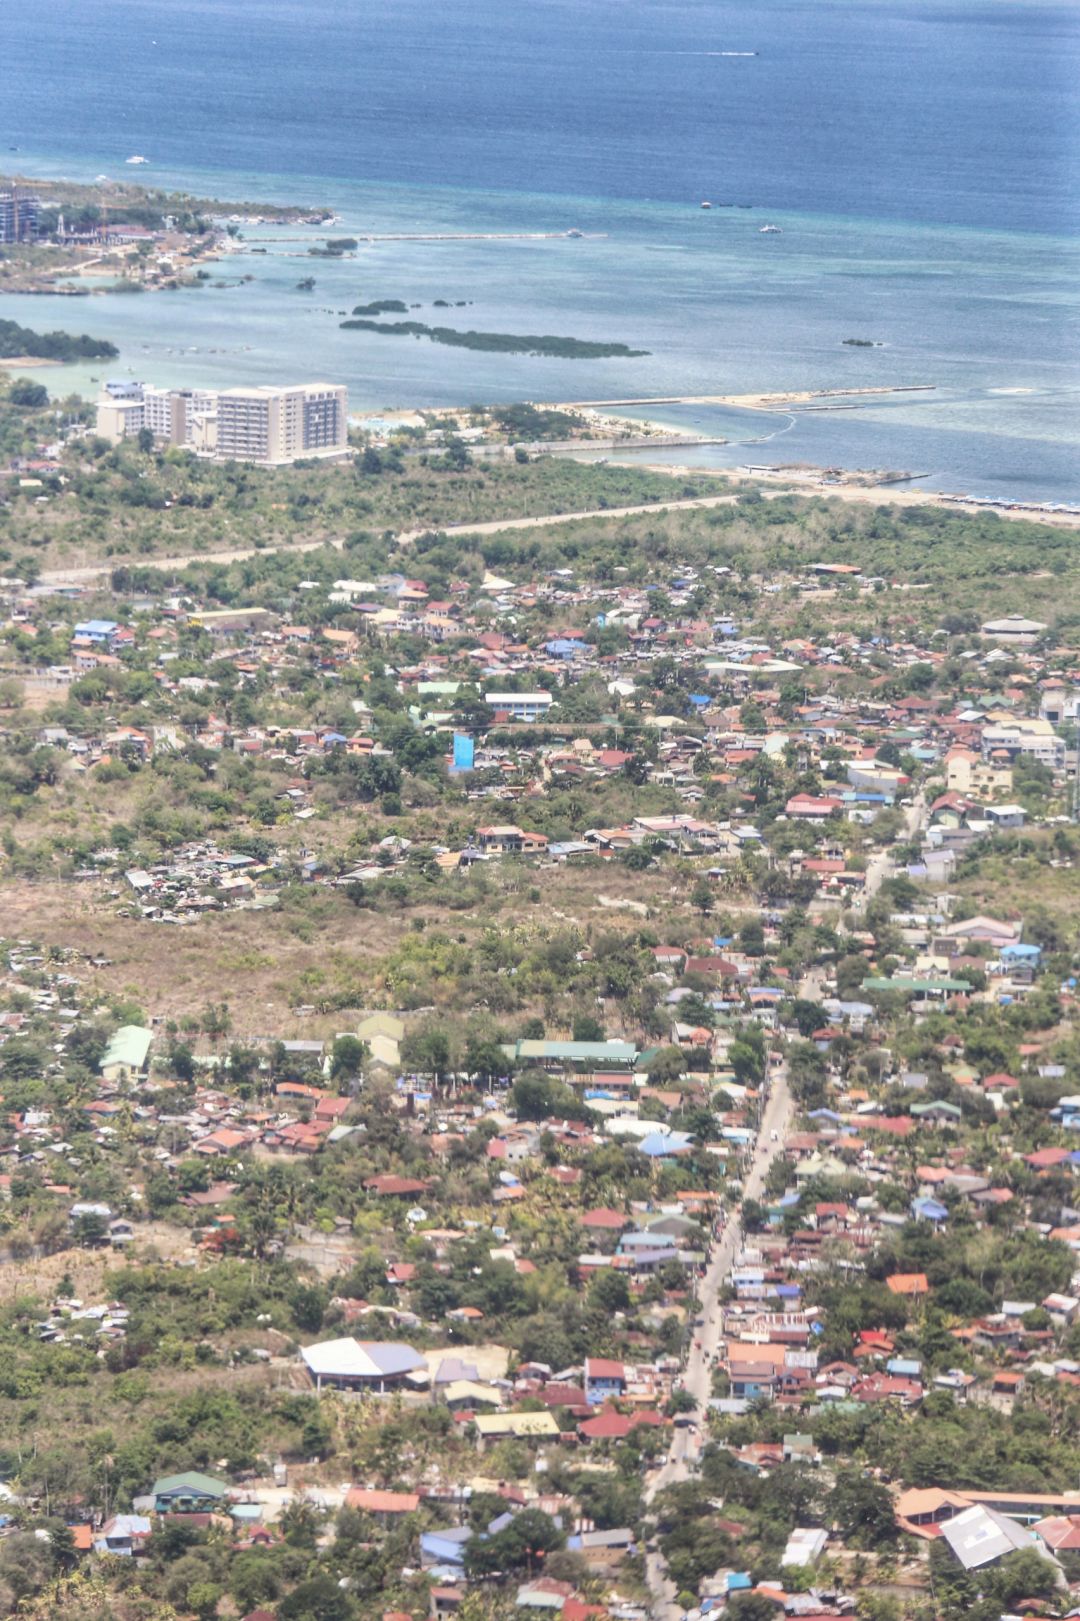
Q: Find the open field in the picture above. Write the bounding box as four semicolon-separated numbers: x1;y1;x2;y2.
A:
0;854;699;1040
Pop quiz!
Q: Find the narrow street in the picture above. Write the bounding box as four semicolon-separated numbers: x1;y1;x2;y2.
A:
864;791;928;899
643;1064;794;1621
642;793;926;1618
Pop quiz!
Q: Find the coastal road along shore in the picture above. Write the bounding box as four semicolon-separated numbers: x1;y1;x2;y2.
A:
643;1064;794;1621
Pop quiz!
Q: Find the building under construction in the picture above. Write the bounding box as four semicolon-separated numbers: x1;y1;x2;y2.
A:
0;188;42;244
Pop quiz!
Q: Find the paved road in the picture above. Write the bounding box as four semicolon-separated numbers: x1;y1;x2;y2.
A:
640;790;933;1621
643;1065;794;1621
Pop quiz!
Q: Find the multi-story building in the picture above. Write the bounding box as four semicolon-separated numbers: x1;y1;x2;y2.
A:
0;189;41;244
139;387;175;442
170;389;219;452
214;384;348;465
95;381;346;465
95;397;146;442
981;717;1065;770
96;381;184;445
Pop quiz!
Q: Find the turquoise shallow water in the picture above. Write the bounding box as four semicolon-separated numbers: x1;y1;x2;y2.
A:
1;0;1078;499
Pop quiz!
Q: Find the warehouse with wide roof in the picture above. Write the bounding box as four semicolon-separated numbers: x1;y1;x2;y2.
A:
300;1338;427;1392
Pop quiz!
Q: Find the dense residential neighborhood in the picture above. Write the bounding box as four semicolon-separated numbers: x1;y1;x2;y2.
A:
0;394;1078;1621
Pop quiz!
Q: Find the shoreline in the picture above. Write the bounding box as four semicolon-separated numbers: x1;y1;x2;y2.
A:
628;458;1080;527
0;171;318;299
550;386;1080;521
562;383;937;416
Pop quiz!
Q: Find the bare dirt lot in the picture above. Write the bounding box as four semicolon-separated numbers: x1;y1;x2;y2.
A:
0;852;729;1040
0;877;403;1036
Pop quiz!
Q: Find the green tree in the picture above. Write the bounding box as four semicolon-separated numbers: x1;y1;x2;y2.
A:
590;1269;631;1313
290;1284;328;1334
726;1598;785;1621
279;1574;356;1621
646;1045;686;1083
71;1211;108;1248
827;1467;897;1549
729;1039;764;1086
464;1507;564;1576
511;1071;574;1121
187;1581;223;1621
9;379;49;408
691;878;714;916
331;1035;367;1088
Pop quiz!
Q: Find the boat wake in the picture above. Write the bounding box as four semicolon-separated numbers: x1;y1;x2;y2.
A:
737;413;797;446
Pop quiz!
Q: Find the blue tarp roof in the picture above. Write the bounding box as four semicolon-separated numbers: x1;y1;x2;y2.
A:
638;1131;693;1157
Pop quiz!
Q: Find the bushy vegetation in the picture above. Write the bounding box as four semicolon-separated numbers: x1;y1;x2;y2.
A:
0;318;117;363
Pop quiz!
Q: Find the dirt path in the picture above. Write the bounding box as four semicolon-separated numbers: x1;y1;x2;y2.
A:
38;490;750;584
39;468;1077;587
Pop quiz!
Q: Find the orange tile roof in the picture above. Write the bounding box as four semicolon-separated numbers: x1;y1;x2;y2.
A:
886;1273;930;1297
345;1488;420;1514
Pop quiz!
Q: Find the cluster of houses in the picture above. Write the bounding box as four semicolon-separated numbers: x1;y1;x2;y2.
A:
1;544;1079;1619
2;566;1074;815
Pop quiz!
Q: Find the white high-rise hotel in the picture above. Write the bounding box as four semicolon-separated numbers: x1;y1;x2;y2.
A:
96;381;349;466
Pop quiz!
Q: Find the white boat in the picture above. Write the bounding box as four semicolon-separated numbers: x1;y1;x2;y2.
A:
125;155;149;165
758;224;783;234
700;200;712;209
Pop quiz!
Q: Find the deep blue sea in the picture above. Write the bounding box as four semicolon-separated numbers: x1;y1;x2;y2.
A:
1;0;1078;499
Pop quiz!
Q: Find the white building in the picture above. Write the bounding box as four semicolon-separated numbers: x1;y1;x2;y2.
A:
215;384;348;465
982;719;1065;769
781;1527;829;1567
96;381;347;465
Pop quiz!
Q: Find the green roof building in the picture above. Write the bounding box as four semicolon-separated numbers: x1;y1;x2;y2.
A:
100;1025;153;1081
861;977;971;996
152;1471;229;1513
505;1039;640;1071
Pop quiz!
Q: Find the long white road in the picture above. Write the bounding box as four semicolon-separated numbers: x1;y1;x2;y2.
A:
38;490;754;586
643;1064;794;1621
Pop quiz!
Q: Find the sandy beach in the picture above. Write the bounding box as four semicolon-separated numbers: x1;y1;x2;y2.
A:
631;459;1080;527
552;384;1080;525
563;384;936;419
